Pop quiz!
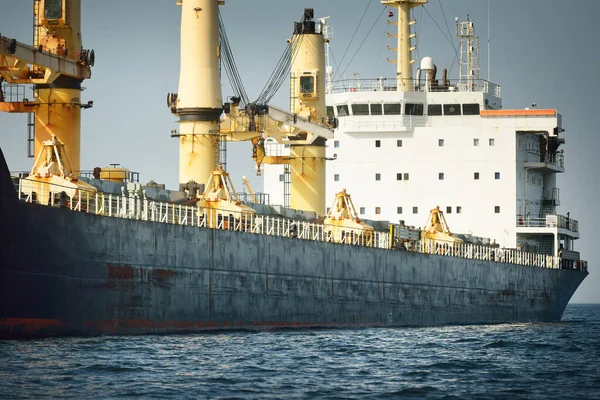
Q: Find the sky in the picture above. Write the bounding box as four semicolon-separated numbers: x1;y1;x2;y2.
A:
1;0;599;303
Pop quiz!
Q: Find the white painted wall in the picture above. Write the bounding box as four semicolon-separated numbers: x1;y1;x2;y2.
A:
264;89;565;249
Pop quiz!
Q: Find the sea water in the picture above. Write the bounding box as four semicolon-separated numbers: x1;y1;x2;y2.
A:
1;304;599;399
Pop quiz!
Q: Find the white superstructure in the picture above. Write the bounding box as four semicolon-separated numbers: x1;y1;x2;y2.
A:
263;4;580;262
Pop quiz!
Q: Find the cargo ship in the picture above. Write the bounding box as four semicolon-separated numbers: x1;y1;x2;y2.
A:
0;0;588;339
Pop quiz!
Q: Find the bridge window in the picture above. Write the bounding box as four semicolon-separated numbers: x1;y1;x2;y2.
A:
456;206;462;214
404;173;409;181
375;140;381;148
334;174;340;182
44;0;63;19
336;105;349;117
495;172;501;180
462;103;481;115
439;172;445;180
444;104;461;116
474;172;480;180
375;207;381;215
334;140;339;148
397;173;402;181
375;173;381;181
495;206;501;214
370;103;383;115
438;139;444;147
384;103;401;115
446;206;452;214
279;174;285;182
428;104;442;116
413;206;418;214
397;207;403;214
405;103;424;116
473;138;479;146
360;207;365;215
351;104;369;116
489;138;495;146
397;139;403;147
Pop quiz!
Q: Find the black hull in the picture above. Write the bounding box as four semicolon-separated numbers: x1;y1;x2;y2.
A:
0;194;587;340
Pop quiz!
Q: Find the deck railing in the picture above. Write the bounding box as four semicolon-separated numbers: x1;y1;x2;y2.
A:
517;214;579;233
329;78;501;97
525;150;565;169
13;178;587;273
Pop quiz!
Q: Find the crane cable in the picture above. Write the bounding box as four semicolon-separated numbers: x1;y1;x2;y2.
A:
437;0;460;74
334;0;374;79
254;12;308;105
219;11;250;105
421;4;460;74
338;6;387;79
220;10;307;107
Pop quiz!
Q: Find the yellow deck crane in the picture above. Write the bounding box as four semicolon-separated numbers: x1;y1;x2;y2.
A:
323;189;374;246
241;176;257;203
170;3;333;215
20;135;96;206
421;205;463;243
1;0;94;199
196;166;256;229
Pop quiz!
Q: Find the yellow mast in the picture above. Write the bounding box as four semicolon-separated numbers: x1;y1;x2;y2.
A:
289;9;328;215
381;0;427;91
171;0;224;189
33;0;89;173
0;0;93;174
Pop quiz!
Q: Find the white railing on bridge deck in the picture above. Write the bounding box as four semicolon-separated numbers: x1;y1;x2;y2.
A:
517;214;579;233
15;178;585;273
329;78;501;97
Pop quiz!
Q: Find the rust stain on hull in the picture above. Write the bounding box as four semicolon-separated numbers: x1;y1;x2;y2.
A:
107;264;136;279
151;268;179;278
0;318;61;339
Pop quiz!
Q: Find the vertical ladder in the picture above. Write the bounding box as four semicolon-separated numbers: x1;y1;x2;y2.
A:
283;164;291;208
27;113;35;158
33;0;41;47
31;0;40;159
214;132;227;171
289;72;296;114
219;134;227;171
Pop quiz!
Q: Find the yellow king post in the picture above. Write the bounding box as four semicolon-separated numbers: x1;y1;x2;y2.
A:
33;0;89;173
170;0;224;189
289;9;328;215
0;0;94;174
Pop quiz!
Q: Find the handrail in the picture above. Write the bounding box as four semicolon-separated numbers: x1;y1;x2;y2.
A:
13;178;586;273
525;150;564;168
328;77;501;97
517;214;579;233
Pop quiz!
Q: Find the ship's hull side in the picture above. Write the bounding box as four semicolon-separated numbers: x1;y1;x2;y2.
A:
0;195;586;339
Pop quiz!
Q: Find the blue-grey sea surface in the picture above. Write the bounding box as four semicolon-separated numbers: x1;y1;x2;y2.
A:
1;304;599;399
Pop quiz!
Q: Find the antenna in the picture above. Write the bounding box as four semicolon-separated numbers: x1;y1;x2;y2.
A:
319;16;334;94
456;16;480;91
